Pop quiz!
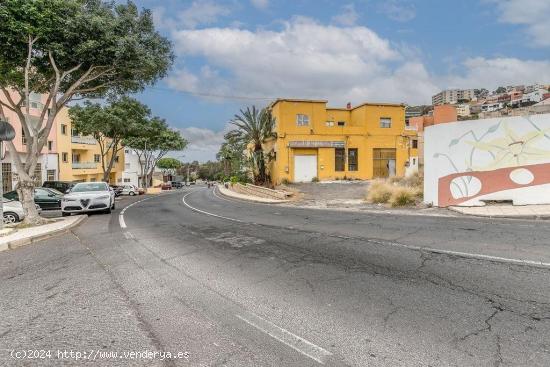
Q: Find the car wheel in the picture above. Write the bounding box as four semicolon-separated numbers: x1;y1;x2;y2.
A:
111;201;115;210
62;212;70;217
3;212;19;224
129;191;136;196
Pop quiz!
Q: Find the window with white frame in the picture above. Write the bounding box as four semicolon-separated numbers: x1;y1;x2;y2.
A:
296;114;310;126
380;117;392;128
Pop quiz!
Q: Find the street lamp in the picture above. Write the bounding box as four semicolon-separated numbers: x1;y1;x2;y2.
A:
0;119;16;230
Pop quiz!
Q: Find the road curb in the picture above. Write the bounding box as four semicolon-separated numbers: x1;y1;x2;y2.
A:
217;185;291;204
447;206;550;220
1;215;87;251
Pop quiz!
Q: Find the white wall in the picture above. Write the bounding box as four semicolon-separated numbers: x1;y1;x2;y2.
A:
122;148;141;187
424;113;550;207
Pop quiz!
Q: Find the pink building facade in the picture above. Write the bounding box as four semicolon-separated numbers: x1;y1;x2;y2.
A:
0;90;59;192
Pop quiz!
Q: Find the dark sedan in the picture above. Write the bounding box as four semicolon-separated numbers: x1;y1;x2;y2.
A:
3;187;64;210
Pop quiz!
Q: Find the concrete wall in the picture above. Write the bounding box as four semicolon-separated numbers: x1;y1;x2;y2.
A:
424;113;550;207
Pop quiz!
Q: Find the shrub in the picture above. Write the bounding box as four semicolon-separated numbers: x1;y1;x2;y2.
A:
366;180;393;204
401;172;423;188
311;176;319;183
281;178;291;185
230;176;239;185
389;187;416;207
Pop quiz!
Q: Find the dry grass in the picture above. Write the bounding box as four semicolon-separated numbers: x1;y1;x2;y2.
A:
366;172;424;206
366;179;393;203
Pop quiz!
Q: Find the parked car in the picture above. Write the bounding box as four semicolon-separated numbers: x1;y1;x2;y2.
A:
2;198;42;223
109;185;124;197
43;180;75;194
171;181;183;189
4;187;64;210
137;187;145;195
120;184;138;196
61;182;115;216
160;182;171;190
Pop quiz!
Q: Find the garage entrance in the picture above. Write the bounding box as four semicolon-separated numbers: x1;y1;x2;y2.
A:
294;155;317;182
373;148;396;178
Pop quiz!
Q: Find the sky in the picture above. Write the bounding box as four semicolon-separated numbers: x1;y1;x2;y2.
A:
130;0;550;162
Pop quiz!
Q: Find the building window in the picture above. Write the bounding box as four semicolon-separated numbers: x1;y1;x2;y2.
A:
335;148;345;172
296;114;309;126
90;178;96;182
21;128;26;145
348;148;358;171
47;140;53;151
62;152;68;163
114;155;119;163
124;149;129;154
72;154;80;163
337;121;345;127
412;139;418;149
325;121;334;127
61;124;67;135
124;178;131;183
2;163;12;192
71;128;79;137
47;169;56;181
380;117;392;128
94;154;101;163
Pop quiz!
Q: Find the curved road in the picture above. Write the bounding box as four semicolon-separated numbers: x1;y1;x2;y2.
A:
1;186;550;366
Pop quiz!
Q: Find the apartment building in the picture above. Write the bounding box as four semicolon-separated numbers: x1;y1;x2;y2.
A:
55;108;124;184
432;89;475;105
0;90;58;192
268;99;418;184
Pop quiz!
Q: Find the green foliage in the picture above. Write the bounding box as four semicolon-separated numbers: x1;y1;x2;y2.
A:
157;157;182;171
225;106;276;185
311;176;319;183
0;0;173;97
230;176;239;185
281;178;291;185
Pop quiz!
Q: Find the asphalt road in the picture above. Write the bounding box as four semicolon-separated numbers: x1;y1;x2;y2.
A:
1;186;550;366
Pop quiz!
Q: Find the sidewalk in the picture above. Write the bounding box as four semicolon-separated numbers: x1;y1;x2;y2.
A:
218;185;291;204
449;204;550;219
0;215;87;252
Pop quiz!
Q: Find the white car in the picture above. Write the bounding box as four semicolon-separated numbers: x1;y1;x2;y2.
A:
3;198;42;223
61;182;115;216
121;184;138;196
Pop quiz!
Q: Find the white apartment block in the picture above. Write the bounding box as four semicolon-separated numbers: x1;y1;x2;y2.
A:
455;103;471;117
121;148;141;187
432;89;475;105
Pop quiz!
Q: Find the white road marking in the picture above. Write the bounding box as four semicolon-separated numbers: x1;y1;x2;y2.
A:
118;194;169;230
182;191;243;223
181;189;550;269
236;313;332;364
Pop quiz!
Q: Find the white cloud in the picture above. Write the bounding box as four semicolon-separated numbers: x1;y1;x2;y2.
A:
179;1;231;29
331;4;359;27
250;0;269;10
178;126;231;162
490;0;550;47
378;0;416;22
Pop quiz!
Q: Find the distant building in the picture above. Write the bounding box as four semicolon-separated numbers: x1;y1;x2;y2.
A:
522;89;545;104
432;89;475;105
481;102;505;113
455;103;471;117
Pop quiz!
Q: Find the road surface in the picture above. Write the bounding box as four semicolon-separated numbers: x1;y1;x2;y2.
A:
1;186;550;366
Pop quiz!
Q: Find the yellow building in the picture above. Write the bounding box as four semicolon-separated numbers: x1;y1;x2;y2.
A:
269;99;418;184
55;108;124;183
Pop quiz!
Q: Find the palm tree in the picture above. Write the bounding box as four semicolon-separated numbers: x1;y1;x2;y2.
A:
226;106;277;185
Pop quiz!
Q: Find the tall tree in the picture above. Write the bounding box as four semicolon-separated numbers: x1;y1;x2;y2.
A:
69;97;148;182
156;157;182;177
226;106;277;185
125;119;187;187
0;0;173;224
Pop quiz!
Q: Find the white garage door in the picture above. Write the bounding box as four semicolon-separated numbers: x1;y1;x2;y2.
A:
294;155;317;182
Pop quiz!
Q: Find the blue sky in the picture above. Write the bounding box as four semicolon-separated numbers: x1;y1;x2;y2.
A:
130;0;550;162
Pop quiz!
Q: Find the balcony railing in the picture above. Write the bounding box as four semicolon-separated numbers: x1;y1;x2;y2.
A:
71;135;97;145
72;162;98;169
404;125;418;131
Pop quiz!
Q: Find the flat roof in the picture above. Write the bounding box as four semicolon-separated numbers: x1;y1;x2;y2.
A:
270;98;404;109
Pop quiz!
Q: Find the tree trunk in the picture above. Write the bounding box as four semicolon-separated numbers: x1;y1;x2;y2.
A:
17;179;41;225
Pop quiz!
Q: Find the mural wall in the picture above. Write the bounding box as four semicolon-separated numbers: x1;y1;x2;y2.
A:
424;113;550;207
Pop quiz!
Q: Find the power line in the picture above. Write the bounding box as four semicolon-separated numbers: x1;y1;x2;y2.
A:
146;86;276;101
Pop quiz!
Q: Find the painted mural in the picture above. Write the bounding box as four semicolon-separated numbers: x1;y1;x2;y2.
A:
423;113;550;207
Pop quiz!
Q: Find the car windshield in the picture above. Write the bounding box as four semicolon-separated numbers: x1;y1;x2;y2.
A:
47;188;64;196
71;183;108;192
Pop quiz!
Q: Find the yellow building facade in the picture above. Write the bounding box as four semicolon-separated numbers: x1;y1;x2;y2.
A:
55;108;124;184
269;99;418;184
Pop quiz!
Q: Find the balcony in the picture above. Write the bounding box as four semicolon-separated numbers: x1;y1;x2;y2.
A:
404;125;418;131
71;135;97;145
72;162;98;169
